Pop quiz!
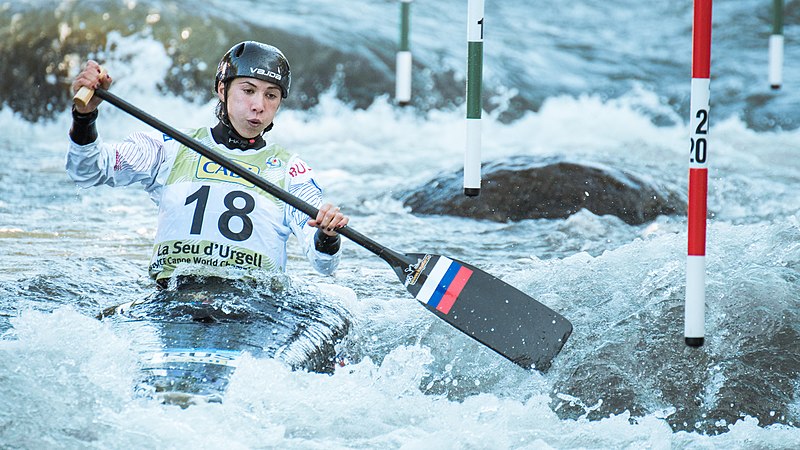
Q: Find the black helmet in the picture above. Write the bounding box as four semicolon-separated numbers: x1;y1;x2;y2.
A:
215;41;291;98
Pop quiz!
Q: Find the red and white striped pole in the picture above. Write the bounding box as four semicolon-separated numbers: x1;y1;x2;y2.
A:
686;0;712;347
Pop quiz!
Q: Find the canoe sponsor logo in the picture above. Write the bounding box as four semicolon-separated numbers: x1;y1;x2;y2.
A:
404;254;431;287
196;155;259;187
145;349;242;367
413;256;473;315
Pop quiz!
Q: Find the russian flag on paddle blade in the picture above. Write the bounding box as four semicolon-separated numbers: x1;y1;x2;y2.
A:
414;256;473;314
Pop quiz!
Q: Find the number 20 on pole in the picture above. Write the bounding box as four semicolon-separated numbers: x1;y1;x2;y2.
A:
689;80;709;168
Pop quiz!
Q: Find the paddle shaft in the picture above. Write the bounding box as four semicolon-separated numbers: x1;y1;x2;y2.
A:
90;88;409;268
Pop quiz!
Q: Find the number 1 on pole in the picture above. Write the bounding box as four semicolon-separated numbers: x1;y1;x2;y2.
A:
464;0;484;197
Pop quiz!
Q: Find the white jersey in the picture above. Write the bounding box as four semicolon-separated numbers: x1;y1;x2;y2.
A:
66;127;340;281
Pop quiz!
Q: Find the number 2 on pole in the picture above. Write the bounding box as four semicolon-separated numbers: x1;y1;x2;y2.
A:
695;109;708;134
185;185;255;242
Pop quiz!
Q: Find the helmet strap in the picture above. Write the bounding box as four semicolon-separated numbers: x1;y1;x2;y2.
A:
212;121;267;150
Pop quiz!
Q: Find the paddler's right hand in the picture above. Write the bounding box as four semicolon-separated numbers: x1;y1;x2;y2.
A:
72;60;112;114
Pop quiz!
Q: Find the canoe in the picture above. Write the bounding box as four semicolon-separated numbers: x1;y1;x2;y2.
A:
99;276;353;407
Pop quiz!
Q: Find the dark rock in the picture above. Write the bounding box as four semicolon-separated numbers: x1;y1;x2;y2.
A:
401;156;687;225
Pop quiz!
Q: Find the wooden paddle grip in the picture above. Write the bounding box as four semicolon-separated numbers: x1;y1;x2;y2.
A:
73;67;107;108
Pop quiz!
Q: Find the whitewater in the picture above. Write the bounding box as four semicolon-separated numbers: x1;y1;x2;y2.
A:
1;0;799;448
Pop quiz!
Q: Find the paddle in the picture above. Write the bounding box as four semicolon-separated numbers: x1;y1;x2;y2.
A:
73;86;573;371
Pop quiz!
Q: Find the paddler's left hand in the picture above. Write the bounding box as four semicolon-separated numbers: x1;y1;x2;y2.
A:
309;203;349;236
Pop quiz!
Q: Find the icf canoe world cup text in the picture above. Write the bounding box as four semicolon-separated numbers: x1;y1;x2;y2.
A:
150;241;263;271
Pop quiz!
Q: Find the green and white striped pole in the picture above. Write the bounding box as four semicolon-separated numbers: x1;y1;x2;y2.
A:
395;0;413;105
464;0;484;197
769;0;784;90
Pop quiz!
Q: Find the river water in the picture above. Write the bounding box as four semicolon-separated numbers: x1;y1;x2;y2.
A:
1;0;799;448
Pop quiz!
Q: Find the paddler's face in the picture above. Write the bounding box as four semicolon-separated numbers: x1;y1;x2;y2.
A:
218;77;282;139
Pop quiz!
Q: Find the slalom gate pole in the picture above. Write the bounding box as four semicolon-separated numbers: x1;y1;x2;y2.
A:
396;0;413;105
769;0;784;90
686;0;713;347
463;0;484;197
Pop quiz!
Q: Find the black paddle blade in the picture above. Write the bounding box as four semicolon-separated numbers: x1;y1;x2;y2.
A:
392;253;572;371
